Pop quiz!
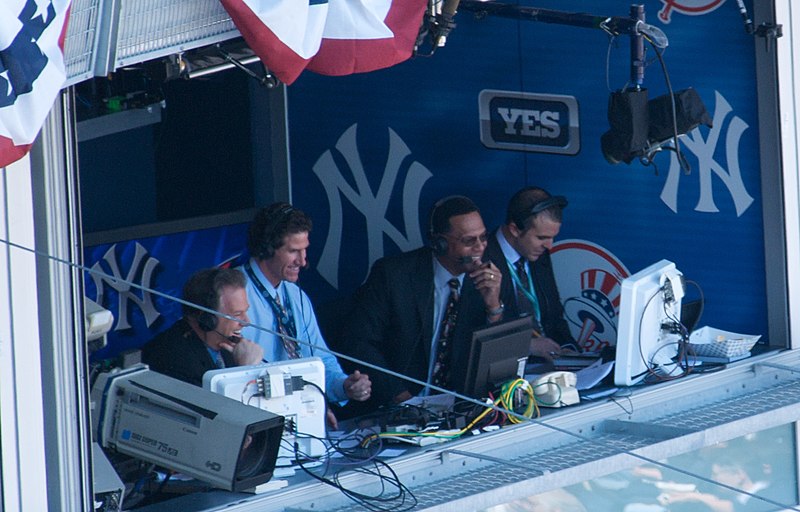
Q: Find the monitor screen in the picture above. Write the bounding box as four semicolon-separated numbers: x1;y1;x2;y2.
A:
463;316;534;398
614;259;685;386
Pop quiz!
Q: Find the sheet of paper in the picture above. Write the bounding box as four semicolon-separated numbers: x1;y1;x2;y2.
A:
575;359;615;390
580;387;619;400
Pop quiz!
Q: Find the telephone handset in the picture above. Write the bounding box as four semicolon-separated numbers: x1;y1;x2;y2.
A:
531;371;580;407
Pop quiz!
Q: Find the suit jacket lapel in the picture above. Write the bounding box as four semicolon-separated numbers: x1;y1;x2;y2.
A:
487;229;519;318
411;249;435;362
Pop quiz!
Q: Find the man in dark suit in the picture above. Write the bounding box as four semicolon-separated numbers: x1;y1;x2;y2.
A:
485;187;576;362
344;195;504;408
142;267;264;387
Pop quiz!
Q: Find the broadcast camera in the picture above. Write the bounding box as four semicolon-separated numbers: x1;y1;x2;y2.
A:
601;87;712;168
91;365;284;492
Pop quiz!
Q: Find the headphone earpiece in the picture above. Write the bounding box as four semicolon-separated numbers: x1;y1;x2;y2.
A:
430;235;449;256
195;270;221;332
197;311;217;332
428;195;470;256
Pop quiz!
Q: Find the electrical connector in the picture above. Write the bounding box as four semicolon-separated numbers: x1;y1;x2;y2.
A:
662;280;675;303
290;376;305;393
257;376;269;398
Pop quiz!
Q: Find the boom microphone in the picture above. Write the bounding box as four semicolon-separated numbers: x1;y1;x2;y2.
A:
734;0;755;34
458;255;482;265
442;0;460;18
434;0;461;47
215;330;241;344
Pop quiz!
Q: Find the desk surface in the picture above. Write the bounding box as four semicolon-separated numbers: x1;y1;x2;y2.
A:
132;349;773;512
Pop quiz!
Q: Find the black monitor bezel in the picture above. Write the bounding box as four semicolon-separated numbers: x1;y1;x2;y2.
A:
462;316;533;398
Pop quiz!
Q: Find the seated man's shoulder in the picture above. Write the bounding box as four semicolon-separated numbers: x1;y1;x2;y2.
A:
374;247;429;271
141;320;192;361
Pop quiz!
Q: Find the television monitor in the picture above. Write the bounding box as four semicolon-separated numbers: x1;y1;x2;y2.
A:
463;316;534;398
614;259;685;386
203;357;326;463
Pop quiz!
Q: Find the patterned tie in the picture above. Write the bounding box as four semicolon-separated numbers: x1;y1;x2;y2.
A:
515;258;535;316
273;292;300;359
432;278;460;389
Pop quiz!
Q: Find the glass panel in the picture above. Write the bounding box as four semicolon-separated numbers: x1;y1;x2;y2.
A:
483;423;798;512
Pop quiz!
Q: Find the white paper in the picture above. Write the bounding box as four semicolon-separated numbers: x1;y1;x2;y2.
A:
575;359;615;390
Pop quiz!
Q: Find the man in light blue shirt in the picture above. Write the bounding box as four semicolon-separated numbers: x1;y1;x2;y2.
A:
240;203;371;425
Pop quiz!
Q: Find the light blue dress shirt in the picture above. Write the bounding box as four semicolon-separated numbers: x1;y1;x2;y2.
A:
240;258;348;402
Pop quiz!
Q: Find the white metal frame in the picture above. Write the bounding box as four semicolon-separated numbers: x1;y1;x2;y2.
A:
0;159;49;511
775;0;800;349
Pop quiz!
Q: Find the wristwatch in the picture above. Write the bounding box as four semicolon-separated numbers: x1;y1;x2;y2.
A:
486;302;505;317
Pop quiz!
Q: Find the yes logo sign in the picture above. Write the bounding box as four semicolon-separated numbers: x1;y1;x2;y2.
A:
479;90;580;155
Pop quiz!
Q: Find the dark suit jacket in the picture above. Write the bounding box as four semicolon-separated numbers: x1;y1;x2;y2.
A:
141;318;234;387
485;229;575;347
344;247;493;406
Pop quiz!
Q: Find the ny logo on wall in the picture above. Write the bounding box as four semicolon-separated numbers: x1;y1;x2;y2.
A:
661;90;754;216
313;124;432;289
90;242;161;330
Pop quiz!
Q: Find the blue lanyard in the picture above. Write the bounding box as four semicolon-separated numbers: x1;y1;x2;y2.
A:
245;262;297;338
507;259;541;323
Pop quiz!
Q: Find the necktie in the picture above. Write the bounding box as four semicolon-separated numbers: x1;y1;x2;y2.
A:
273;292;300;359
214;351;226;369
243;264;301;358
432;278;460;389
515;258;535;316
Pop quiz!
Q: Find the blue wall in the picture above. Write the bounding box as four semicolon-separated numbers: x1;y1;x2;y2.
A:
85;0;767;358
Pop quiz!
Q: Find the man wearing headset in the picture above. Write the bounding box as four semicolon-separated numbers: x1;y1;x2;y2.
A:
239;203;372;421
344;195;504;408
485;187;576;362
141;267;265;387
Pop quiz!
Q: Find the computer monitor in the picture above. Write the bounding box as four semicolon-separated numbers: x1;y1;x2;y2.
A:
614;259;685;386
463;316;533;398
203;358;327;463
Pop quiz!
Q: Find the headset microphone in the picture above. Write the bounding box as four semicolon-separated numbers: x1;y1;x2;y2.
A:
458;255;482;265
214;330;241;344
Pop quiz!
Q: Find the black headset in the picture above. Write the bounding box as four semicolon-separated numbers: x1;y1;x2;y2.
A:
255;203;295;260
428;195;471;256
194;270;222;332
511;195;568;230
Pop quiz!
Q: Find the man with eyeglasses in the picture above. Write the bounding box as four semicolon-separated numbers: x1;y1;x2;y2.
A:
485;187;576;362
141;267;264;387
343;195;503;409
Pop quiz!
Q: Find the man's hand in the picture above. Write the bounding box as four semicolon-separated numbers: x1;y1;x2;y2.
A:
326;409;339;430
222;337;264;366
469;261;502;313
530;336;563;363
343;370;372;401
393;390;412;404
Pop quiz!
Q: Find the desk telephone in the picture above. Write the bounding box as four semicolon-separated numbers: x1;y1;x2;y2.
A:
530;371;580;408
